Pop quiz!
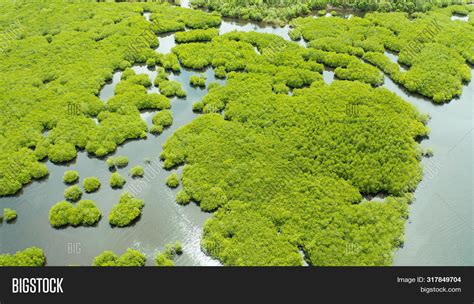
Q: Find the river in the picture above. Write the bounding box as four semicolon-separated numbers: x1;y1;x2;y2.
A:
0;10;471;266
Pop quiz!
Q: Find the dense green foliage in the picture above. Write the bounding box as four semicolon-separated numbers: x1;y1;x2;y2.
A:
150;124;164;135
49;200;101;228
1;0;471;266
108;192;144;227
109;172;126;188
0;150;49;196
115;156;129;168
64;185;83;201
161;66;428;265
153;66;186;97
129;165;145;177
207;82;221;91
190;0;470;24
174;242;183;255
93;248;146;266
108;68;170;112
3;208;17;222
155;253;175;266
155;242;183;266
83;177;101;193
0;247;46;266
152;110;173;129
106;157;115;168
48;142;77;163
175;28;219;43
190;74;207;87
166;172;180;188
159;15;465;264
176;189;191;205
290;6;473;102
63;170;79;184
147;3;221;34
0;1;220;196
156;80;187;97
191;0;323;24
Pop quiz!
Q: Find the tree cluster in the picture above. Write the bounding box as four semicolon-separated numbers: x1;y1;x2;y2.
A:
49;200;101;228
161;70;428;265
3;208;17;222
0;247;46;266
155;242;183;266
83;177;101;193
93;248;146;266
108;192;145;227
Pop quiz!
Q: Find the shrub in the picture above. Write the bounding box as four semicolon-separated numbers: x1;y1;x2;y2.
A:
154;67;169;85
115;156;129;168
159;53;181;71
125;74;151;88
192;101;204;112
166;172;179;188
146;58;156;67
92;251;118;266
4;208;17;222
190;75;206;87
191;0;328;24
49;201;72;227
49;200;101;228
106;157;115;168
155;242;182;266
93;248;146;266
214;66;226;78
201;187;227;212
48;142;77;163
152;110;173;128
121;68;135;80
83;177;101;193
135;94;170;111
64;185;82;201
0;247;46;266
129;166;144;177
176;189;191;205
174;242;183;255
117;248;147;266
109;172;126;188
175;28;218;43
150;125;164;134
63;170;79;184
207;82;221;91
155;253;175;266
157;80;186;97
118;60;131;70
78;200;102;225
108;192;144;227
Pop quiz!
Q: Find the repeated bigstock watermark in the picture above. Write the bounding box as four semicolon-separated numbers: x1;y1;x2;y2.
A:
0;20;24;54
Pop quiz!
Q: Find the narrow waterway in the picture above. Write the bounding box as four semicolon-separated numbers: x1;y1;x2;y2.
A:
0;62;225;265
0;14;225;264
